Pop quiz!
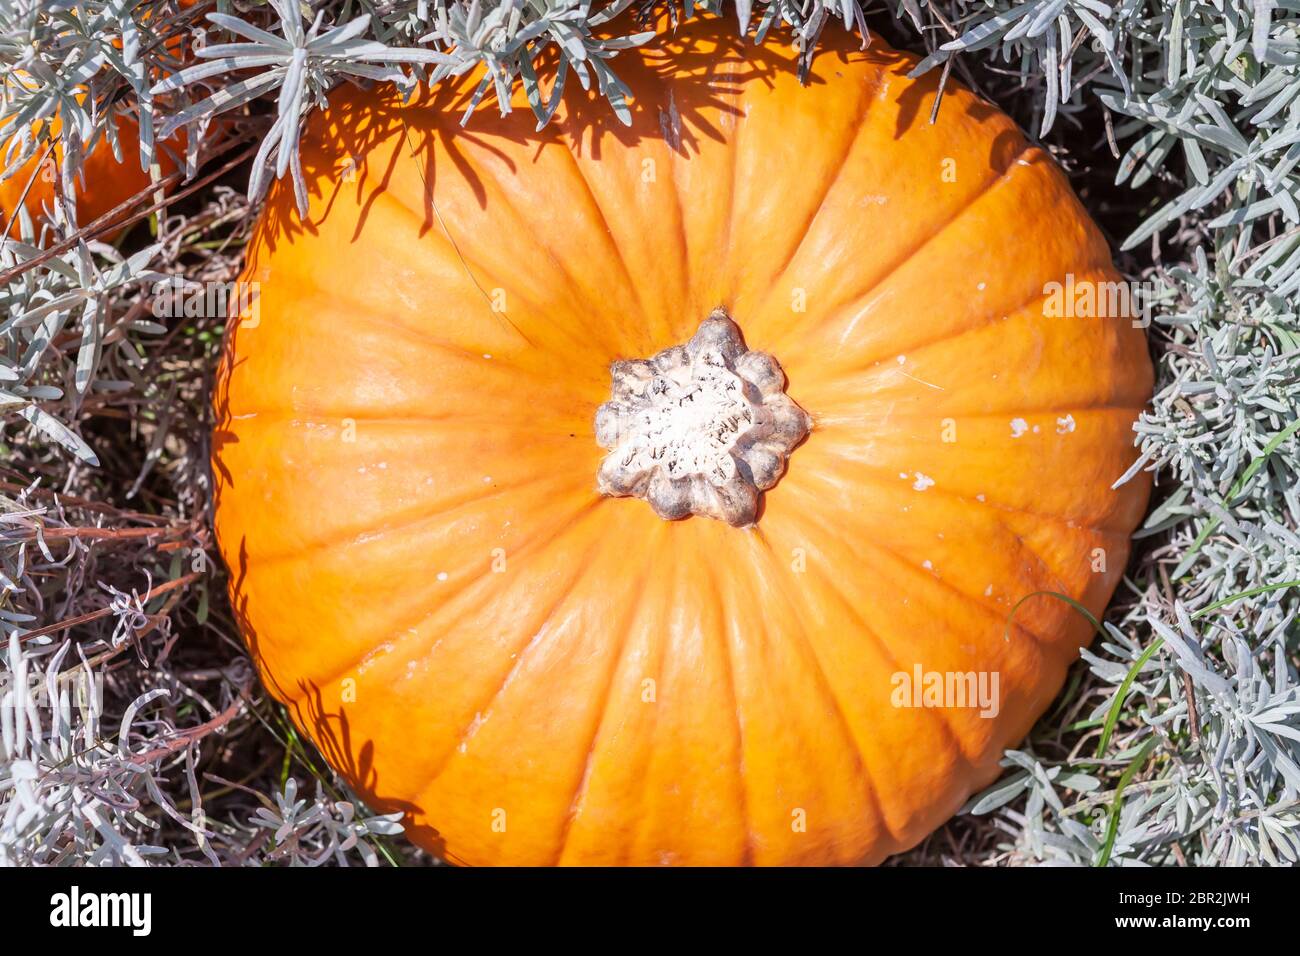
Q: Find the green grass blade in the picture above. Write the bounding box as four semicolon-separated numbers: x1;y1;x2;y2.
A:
1096;638;1163;758
1003;589;1104;644
1095;735;1159;867
1190;579;1300;618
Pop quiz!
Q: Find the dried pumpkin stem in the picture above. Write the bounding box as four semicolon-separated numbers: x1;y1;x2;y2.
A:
594;310;811;527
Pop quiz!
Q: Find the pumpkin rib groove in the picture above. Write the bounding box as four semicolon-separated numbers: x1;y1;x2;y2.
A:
784;481;1055;652
810;445;1139;537
886;538;1053;649
816;403;1153;424
862;534;1054;651
990;522;1073;610
713;63;746;309
552;131;654;339
298;504;617;840
744;528;891;849
762;137;1043;358
705;555;756;866
832;283;1118;385
745;67;878;323
794;262;1048;369
760;503;977;769
270;283;585;391
402;129;639;358
378;126;534;350
550;546;659;865
257;280;513;362
216;409;592;428
617;542;678;865
664;141;693;331
393;124;545;350
398;499;614;788
826;283;1137;393
236;469;586;567
309;151;512;327
424;193;541;351
825;573;975;772
369;169;598;356
807;401;1151;433
772;518;975;808
273;492;607;705
808;556;1018;776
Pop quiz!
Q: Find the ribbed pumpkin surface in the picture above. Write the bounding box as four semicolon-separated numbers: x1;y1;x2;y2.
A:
213;19;1152;865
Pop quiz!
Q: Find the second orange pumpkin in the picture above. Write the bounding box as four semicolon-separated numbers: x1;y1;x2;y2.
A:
1;1;199;230
0;105;184;230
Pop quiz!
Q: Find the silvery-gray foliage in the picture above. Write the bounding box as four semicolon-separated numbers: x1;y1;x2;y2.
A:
2;218;166;466
0;623;406;866
903;0;1300;867
2;0;1299;865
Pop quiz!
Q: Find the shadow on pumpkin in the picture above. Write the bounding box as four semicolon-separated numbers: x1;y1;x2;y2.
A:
210;367;446;853
248;15;1014;255
208;347;247;492
293;674;447;860
218;528;449;860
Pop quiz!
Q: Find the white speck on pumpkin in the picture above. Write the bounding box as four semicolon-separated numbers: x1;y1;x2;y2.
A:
1010;418;1029;438
1057;414;1077;434
357;641;395;675
977;281;986;290
483;354;492;359
436;571;448;582
976;493;986;502
984;585;994;597
922;559;933;570
896;354;906;364
912;472;935;491
899;472;909;479
459;712;485;752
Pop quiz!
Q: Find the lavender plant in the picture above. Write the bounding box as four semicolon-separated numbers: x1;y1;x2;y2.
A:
2;0;1298;866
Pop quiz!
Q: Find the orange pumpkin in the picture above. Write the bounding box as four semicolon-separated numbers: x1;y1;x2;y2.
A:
213;19;1152;865
0;105;184;229
1;2;198;229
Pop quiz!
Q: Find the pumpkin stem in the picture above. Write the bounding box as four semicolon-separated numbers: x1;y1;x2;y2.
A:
594;310;811;527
